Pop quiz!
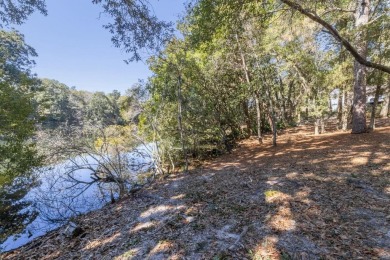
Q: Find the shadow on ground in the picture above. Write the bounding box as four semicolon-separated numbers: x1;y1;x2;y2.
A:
3;123;390;259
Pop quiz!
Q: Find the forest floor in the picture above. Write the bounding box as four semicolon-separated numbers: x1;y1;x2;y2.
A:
3;119;390;260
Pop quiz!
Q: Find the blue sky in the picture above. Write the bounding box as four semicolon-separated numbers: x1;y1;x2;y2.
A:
15;0;185;94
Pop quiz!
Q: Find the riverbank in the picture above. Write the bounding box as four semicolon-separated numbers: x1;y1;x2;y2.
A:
3;121;390;259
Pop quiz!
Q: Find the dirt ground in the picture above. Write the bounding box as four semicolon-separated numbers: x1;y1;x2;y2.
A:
3;119;390;259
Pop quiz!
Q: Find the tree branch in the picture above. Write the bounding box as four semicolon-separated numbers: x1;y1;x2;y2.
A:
280;0;390;74
321;8;355;16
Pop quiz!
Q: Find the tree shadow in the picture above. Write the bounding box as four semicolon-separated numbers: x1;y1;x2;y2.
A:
3;123;390;259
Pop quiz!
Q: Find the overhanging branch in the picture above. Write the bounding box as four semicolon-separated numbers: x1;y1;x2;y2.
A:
280;0;390;74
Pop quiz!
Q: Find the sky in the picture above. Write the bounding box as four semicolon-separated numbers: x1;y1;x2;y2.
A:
15;0;185;94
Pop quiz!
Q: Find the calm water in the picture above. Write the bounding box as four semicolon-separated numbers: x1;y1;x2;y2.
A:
1;144;155;252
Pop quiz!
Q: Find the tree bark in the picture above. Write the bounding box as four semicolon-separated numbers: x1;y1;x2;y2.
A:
236;34;253;136
242;100;252;136
320;117;325;134
341;91;349;131
381;94;389;118
314;118;320;135
267;95;277;146
369;84;381;130
351;0;369;134
380;78;390;117
177;75;188;172
269;112;277;146
337;88;343;129
255;91;263;144
287;80;294;123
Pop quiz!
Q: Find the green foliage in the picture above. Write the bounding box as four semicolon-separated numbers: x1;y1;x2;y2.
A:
0;0;47;27
0;30;38;87
33;79;135;130
140;0;390;163
91;0;173;62
0;81;41;242
86;91;122;126
34;79;76;127
0;27;42;242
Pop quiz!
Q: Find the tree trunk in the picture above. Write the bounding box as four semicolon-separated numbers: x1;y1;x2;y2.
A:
118;182;126;198
266;89;277;146
236;34;252;136
304;98;309;120
287;80;294;123
369;84;381;130
255;91;263;144
351;0;369;134
337;89;343;129
177;75;188;172
268;112;277;146
341;91;349;131
314;118;320;135
381;94;389;118
242;100;252;136
272;114;277;146
305;107;309;120
278;77;287;123
342;92;353;131
320;117;325;134
380;78;390;118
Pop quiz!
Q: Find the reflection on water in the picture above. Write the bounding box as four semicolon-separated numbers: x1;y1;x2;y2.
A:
1;143;155;252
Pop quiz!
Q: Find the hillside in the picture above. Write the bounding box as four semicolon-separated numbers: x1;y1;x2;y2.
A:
3;121;390;259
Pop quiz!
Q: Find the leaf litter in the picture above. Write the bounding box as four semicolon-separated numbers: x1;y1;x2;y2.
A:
3;119;390;259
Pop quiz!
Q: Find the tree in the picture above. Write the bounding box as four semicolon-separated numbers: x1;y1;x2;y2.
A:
278;0;390;133
0;30;38;85
34;79;73;128
279;0;390;74
86;92;122;126
1;0;173;62
92;0;174;62
0;0;47;26
118;83;147;123
0;82;41;243
186;0;390;135
0;27;42;242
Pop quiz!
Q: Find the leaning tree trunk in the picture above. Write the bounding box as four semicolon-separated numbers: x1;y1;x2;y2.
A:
369;84;381;130
351;0;370;134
